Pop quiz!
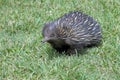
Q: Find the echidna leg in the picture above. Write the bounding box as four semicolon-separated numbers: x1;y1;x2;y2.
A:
66;48;79;55
65;39;84;55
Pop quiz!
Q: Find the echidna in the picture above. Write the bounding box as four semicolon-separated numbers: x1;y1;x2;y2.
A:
41;11;102;54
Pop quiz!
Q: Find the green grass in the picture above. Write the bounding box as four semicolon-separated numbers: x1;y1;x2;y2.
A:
0;0;120;80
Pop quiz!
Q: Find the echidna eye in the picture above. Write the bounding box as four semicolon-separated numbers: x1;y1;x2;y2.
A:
50;33;55;37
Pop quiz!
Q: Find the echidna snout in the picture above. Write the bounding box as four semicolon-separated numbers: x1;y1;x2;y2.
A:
42;22;57;42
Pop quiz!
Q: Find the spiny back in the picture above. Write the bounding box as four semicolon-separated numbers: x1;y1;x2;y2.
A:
54;11;101;43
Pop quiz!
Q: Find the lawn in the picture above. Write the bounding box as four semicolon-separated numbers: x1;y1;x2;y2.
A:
0;0;120;80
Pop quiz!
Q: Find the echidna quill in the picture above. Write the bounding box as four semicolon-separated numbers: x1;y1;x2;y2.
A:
41;11;102;54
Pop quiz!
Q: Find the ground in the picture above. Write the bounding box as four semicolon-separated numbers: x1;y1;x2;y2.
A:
0;0;120;80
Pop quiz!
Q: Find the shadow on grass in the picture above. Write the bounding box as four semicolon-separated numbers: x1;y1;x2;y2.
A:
46;48;88;60
39;41;102;60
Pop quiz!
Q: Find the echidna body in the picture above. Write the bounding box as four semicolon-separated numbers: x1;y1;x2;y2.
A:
42;11;102;53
